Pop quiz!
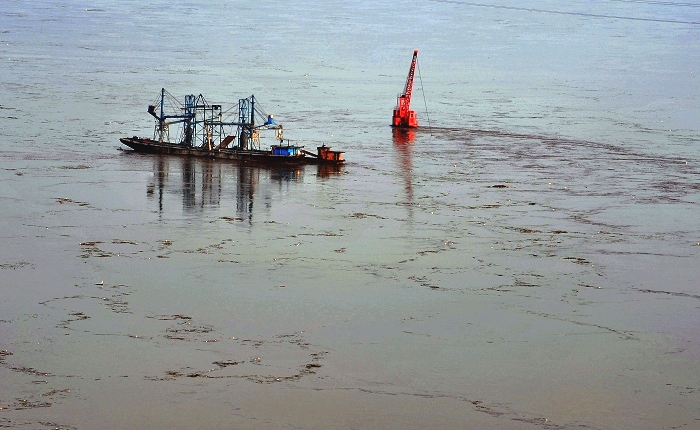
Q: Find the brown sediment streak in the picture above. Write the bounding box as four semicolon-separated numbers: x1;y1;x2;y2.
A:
636;289;700;300
526;310;637;340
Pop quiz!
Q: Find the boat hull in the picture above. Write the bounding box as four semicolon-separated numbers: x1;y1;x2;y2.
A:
119;137;344;166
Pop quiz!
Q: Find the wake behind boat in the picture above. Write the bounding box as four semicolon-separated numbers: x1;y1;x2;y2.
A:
120;88;344;166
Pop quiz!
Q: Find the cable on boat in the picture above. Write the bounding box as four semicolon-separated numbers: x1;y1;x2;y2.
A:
416;60;432;136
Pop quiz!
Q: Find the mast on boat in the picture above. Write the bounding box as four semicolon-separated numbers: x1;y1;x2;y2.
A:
147;89;280;150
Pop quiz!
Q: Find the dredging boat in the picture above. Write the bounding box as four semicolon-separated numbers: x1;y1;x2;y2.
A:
120;88;344;166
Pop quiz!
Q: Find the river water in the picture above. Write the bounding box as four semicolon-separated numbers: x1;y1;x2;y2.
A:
1;1;699;429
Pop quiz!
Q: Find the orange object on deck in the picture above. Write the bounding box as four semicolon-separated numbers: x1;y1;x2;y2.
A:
317;145;344;162
392;50;419;128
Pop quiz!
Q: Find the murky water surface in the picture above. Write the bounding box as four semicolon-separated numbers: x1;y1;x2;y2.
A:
1;1;699;429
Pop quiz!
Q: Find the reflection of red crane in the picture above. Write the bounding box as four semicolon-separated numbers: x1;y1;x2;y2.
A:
392;50;419;128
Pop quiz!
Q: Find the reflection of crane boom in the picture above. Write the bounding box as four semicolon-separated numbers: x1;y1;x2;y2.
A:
391;50;419;128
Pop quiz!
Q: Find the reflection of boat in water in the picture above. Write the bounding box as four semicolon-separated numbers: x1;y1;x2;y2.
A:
392;127;415;145
121;88;345;166
145;155;314;221
392;128;415;221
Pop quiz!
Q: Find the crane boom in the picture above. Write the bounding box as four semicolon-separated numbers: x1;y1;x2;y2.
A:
403;50;417;105
392;50;419;128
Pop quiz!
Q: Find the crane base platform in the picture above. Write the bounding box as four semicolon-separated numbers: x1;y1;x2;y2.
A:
392;109;418;128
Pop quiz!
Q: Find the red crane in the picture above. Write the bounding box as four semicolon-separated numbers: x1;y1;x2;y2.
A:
392;50;419;128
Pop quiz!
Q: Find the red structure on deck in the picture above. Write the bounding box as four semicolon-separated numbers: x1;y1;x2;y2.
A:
391;50;419;128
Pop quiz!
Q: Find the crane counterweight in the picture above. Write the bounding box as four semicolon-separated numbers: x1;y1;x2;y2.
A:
391;50;419;128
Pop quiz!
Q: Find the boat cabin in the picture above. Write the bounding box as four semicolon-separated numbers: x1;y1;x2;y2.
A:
317;145;344;162
271;145;303;157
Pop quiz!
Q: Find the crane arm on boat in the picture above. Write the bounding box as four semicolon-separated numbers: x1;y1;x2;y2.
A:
391;50;419;128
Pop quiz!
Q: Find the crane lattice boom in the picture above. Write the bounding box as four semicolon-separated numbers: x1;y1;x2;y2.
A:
391;50;419;128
